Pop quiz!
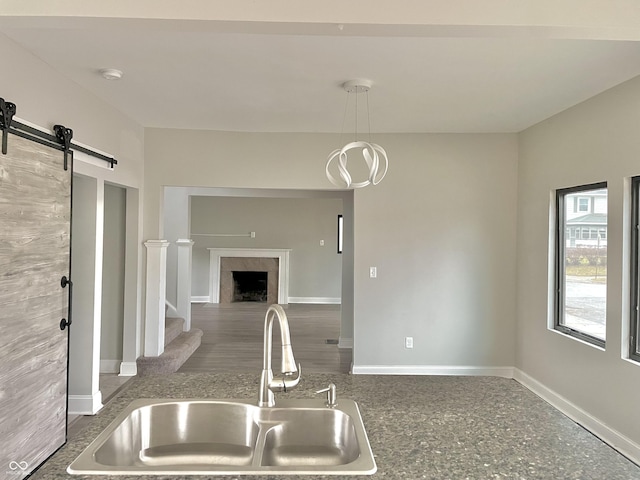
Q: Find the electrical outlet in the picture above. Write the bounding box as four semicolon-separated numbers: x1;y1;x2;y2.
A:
405;337;414;349
320;239;325;246
369;267;377;278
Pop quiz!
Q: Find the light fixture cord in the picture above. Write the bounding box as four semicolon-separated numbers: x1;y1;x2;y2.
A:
338;90;350;147
354;88;359;142
366;90;372;143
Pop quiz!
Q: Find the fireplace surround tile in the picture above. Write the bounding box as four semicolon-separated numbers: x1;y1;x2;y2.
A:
220;257;279;304
208;248;291;304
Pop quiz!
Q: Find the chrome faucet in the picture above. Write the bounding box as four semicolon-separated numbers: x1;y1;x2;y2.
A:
258;304;301;407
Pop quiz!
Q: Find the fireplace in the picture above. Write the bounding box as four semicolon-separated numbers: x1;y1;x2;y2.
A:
209;249;290;304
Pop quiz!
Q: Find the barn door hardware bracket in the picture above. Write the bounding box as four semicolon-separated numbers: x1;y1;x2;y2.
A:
1;95;119;168
0;98;17;155
60;318;72;330
53;124;73;171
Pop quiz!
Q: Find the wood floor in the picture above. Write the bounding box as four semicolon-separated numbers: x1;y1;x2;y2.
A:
178;303;352;374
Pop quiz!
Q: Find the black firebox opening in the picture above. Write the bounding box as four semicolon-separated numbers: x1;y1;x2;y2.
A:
232;271;268;302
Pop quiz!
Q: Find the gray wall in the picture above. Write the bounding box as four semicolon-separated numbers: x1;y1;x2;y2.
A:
100;184;126;368
163;187;189;308
69;175;98;394
0;35;144;188
517;75;640;449
190;196;343;300
352;134;518;369
144;130;518;372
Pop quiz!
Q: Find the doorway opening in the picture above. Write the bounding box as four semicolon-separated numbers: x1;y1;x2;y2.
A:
161;186;355;371
99;183;129;399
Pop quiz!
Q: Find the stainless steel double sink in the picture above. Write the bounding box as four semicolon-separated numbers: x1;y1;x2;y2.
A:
68;398;376;475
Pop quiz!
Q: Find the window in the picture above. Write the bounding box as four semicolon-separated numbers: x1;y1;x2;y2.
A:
337;215;343;254
577;197;590;212
629;177;640;361
555;183;607;347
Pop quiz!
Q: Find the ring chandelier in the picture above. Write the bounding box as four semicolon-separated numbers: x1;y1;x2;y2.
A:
325;80;389;189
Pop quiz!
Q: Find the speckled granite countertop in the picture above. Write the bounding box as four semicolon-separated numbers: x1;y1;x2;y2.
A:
32;373;640;480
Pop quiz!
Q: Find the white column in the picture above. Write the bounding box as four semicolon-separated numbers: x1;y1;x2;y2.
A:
176;239;194;331
144;240;170;356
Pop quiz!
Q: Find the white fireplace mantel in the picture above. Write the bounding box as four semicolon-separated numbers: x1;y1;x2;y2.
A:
208;248;291;304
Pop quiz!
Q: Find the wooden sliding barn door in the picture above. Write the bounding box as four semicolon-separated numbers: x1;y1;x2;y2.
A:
0;134;71;478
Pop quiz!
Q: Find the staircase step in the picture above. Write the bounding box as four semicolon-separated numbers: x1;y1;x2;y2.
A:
165;317;185;346
137;329;203;376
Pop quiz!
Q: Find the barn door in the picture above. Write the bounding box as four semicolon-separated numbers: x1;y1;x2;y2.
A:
0;134;71;478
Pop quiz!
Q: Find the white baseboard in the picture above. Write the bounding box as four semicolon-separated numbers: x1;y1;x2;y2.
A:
191;296;211;303
338;337;353;349
288;297;341;304
165;300;179;317
68;392;103;415
513;369;640;465
119;361;137;376
351;365;515;377
191;295;337;304
100;359;121;374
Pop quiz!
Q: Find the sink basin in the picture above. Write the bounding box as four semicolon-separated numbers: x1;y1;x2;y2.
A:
260;408;360;467
68;398;376;475
93;401;261;468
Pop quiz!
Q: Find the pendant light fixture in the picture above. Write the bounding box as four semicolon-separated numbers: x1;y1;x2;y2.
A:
326;80;389;189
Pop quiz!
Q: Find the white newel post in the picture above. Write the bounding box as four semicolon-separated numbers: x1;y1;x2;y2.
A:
144;240;169;356
176;239;194;331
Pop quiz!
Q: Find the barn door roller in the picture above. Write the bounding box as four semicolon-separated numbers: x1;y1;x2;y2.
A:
53;125;73;171
0;98;16;155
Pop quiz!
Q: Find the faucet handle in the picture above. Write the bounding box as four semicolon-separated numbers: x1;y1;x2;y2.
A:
268;364;302;393
315;383;337;407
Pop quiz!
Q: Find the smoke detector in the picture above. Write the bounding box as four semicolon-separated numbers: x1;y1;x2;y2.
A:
99;68;123;81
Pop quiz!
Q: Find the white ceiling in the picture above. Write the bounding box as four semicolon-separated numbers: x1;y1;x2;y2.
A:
3;15;640;133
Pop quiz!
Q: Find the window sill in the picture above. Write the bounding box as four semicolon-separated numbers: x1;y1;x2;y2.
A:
622;356;640;367
548;327;606;352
